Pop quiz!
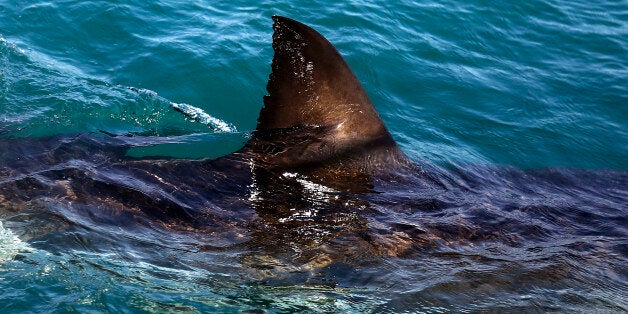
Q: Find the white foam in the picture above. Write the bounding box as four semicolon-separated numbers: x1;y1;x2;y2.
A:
128;86;237;133
0;35;25;55
171;102;237;133
0;221;33;264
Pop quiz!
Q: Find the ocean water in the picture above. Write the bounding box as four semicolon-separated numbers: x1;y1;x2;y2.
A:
0;0;626;312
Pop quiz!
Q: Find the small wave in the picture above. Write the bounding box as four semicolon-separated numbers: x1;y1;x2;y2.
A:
127;87;237;133
0;35;26;56
0;38;238;135
170;102;236;133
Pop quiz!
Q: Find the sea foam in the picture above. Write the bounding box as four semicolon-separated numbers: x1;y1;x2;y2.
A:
0;221;33;264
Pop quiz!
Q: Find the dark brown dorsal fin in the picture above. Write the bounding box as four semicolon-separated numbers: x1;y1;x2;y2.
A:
258;16;391;141
249;16;406;172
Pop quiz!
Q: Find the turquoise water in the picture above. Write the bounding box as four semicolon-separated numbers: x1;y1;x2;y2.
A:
2;1;625;168
1;0;626;312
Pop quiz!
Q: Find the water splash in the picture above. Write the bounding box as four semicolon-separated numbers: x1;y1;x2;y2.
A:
170;102;236;133
0;221;33;264
127;87;237;133
0;35;26;55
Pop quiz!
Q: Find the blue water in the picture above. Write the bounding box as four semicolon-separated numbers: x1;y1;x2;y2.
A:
0;0;626;312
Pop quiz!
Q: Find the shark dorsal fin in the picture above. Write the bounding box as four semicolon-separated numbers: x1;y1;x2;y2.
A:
258;16;392;141
249;16;405;171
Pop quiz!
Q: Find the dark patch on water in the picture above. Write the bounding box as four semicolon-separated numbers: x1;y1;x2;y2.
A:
0;134;626;312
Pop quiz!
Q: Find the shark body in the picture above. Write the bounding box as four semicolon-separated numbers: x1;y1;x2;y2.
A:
0;17;625;282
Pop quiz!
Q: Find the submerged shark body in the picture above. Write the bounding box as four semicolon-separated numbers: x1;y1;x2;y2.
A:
0;17;625;283
0;16;426;264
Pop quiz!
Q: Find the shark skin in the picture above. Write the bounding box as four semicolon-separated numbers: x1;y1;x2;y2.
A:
0;16;625;282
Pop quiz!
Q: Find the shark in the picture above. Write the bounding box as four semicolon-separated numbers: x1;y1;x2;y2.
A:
0;16;625;284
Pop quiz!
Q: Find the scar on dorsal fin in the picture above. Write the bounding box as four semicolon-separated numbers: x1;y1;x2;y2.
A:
250;16;406;170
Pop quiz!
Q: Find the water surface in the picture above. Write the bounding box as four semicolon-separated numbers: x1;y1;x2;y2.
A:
1;0;626;312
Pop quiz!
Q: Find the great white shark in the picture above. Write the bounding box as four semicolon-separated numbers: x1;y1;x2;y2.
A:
0;16;625;278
